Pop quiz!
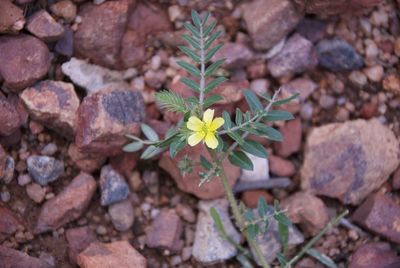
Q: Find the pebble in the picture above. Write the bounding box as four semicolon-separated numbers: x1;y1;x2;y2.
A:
96;225;107;235
41;143;58;156
50;0;77;22
364;65;384;82
27;155;64;186
0;0;25;34
319;95;336;110
349;70;368;87
268;155;296;177
108;200;134;232
176;204;196;223
18;174;31;186
26;183;46;203
274;118;302;157
349;242;400;268
26;10;65;42
382;73;400;95
2;156;14;184
0;245;52;268
240;153;270;182
65;226;96;264
0;191;10;202
250;79;270;95
300;102;313;120
99;165;130;206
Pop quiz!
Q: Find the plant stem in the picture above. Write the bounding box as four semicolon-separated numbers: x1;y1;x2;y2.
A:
284;210;349;268
198;21;205;111
209;150;270;268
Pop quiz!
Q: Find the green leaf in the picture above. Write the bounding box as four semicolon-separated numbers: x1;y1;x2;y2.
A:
181;77;200;93
176;60;201;77
205;43;223;62
222;111;232;129
156;133;179;148
228;131;244;145
278;220;289;253
200;155;213;170
123;142;143;152
182;34;200;50
253;123;283;141
155;90;189;113
205;59;225;77
203;21;216;36
201;11;210;25
235;108;243;126
210;207;227;236
277;253;288;267
183;22;200;39
243;89;263;113
191;10;202;28
178;45;201;63
236;254;254;268
204;94;223;108
204;76;227;93
141;123;159;141
228;151;253;170
273;93;300;106
140;145;163;160
258;196;268;219
240;140;268;158
263;110;294;122
204;31;222;50
244;209;254;222
169;138;186;158
247;224;260;240
307;248;337;268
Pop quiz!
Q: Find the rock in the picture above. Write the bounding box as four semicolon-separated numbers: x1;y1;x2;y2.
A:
0;93;23;136
296;18;327;43
55;26;73;57
192;199;240;264
1;156;14;184
250;79;270;95
159;145;240;200
268;34;318;77
0;245;52;268
319;95;336;110
274;118;302;157
21;80;80;138
317;38;363;72
212;42;254;69
281;191;329;235
27;155;65;186
77;241;146;268
352;193;400;243
241;190;273;208
176;204;196;223
294;0;383;15
252;206;304;263
26;10;65;42
65;226;96;264
67;143;106;173
50;0;77;22
99;165;130;206
282;78;317;102
0;34;50;91
301;119;400;205
349;242;400;268
41;143;58;156
392;168;400;190
269;155;296;177
240;153;270;182
383;73;400;95
243;0;302;50
146;210;183;252
0;145;6;180
0;205;23;242
61;58;137;95
35;172;96;234
75;87;144;156
108;200;134;232
349;71;368;87
0;0;25;33
26;183;46;203
18;174;31;186
364;65;384;82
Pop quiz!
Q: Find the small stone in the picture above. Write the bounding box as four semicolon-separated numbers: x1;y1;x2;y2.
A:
100;165;130;206
2;156;14;184
212;42;254;69
35;172;96;234
65;226;96;264
293;0;382;15
241;190;273;208
274;118;302;157
55;27;73;57
0;205;23;242
296;18;327;43
319;95;336;110
269;155;296;177
243;0;301;50
77;241;146;268
0;0;25;34
176;204;196;223
0;245;52;268
193;199;240;264
240;153;270;182
67;143;106;173
352;193;400;243
300;103;313;120
26;10;65;42
0;93;23;136
18;174;31;186
281;78;317;101
96;225;107;235
349;71;368;87
0;191;10;202
317;38;364;72
26;183;46;203
268;34;318;77
27;155;64;186
301;119;400;205
364;65;384;82
108;200;134;232
392;168;400;190
41;143;58;156
50;0;77;22
146;210;183;252
168;5;183;22
250;79;270;95
281;191;329;235
349;242;400;268
383;73;400;95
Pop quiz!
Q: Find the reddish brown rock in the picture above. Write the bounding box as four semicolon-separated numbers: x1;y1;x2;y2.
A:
0;0;25;33
66;226;96;264
0;245;52;268
0;205;23;242
383;73;400;95
26;183;46;203
212;42;254;69
352;193;400;244
109;152;138;179
159;145;240;199
146;210;183;252
281;191;329;235
50;0;77;22
301;119;399;205
35;172;96;234
21;80;80;139
0;93;22;136
241;190;273;208
269;155;296;177
77;241;146;268
294;0;383;15
243;0;302;50
392;167;400;190
75;87;144;156
349;242;400;268
26;10;65;42
0;34;50;91
67;143;106;173
274;118;302;157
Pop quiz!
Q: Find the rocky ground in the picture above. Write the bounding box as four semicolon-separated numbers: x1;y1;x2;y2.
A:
1;0;400;267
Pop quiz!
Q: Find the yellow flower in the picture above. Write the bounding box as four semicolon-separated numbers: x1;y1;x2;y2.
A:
187;109;225;149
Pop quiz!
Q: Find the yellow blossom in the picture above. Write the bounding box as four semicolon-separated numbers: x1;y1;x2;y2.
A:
186;109;225;149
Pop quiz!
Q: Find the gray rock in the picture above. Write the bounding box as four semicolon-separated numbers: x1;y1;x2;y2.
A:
2;156;14;184
240;153;270;182
212;42;254;69
192;199;240;264
27;155;64;186
317;38;363;72
108;200;134;232
100;165;129;206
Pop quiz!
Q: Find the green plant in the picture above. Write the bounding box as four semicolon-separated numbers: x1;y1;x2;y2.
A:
124;10;348;268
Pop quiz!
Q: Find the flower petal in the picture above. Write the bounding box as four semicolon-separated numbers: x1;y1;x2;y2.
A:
205;132;219;149
187;116;204;131
203;109;214;127
209;117;225;131
188;131;205;146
